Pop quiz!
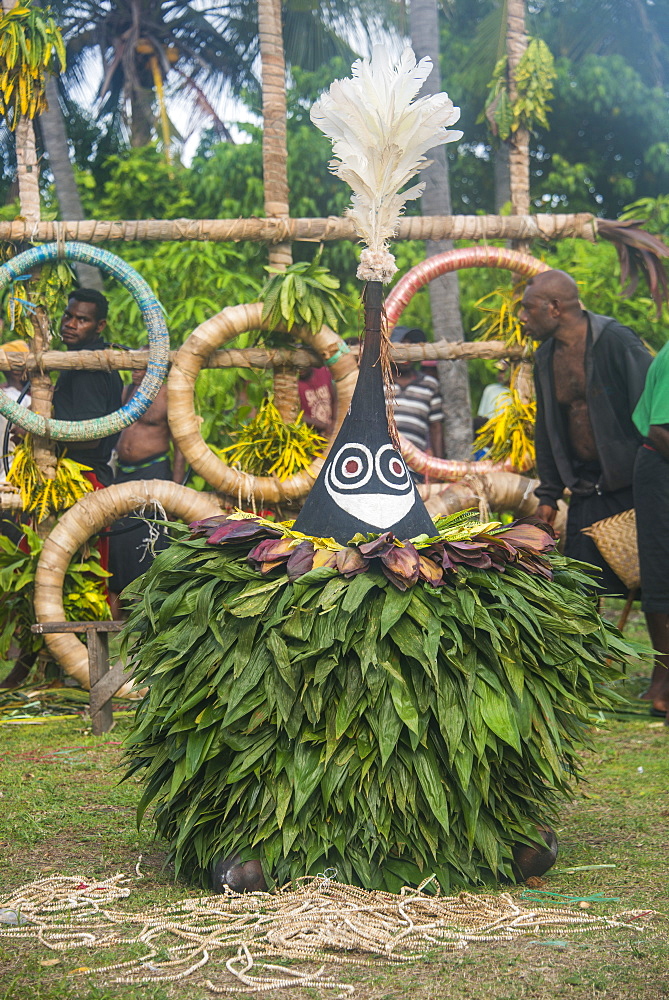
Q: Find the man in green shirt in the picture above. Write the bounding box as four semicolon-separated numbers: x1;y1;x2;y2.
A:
633;343;669;722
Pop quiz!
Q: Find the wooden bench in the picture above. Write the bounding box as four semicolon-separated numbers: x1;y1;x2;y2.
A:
30;621;131;734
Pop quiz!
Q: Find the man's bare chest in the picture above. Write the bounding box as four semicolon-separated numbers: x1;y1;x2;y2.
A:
552;349;586;406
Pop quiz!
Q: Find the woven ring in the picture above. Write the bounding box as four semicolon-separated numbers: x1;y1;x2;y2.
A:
168;301;359;501
33;481;223;690
385;246;549;480
0;242;169;440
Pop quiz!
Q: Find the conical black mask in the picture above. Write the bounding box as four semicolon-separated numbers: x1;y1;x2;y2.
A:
294;285;435;545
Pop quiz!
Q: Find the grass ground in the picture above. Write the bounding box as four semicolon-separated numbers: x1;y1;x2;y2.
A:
0;600;667;999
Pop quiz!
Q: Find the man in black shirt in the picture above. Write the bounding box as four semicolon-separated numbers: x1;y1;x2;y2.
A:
53;289;123;487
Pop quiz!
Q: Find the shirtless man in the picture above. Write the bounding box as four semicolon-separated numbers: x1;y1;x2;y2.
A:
108;370;185;615
520;269;652;595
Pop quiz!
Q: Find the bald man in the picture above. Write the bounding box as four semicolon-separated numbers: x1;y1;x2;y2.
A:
520;270;652;595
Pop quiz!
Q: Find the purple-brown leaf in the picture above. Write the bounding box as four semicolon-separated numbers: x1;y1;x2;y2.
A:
248;536;294;573
358;532;395;558
286;541;316;581
380;541;420;590
335;547;369;578
418;554;445;586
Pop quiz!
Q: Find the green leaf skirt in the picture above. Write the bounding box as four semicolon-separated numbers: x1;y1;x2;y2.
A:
122;522;632;892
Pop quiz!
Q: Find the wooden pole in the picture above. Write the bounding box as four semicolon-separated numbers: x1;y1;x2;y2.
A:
28;308;57;491
258;0;299;421
259;0;292;271
0;213;600;245
0;340;526;375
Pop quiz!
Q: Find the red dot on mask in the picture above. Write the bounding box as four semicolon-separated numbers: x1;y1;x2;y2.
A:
390;460;403;476
345;460;359;474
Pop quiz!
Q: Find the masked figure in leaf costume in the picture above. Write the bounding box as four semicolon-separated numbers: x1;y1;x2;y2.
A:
123;50;634;894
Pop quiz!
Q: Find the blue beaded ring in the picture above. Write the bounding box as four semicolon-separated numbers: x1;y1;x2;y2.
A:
0;242;169;441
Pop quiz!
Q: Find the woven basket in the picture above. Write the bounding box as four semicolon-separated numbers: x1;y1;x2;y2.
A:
581;507;640;591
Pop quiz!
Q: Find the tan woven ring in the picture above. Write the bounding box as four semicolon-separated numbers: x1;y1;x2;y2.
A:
33;482;223;690
581;508;640;591
167;302;358;502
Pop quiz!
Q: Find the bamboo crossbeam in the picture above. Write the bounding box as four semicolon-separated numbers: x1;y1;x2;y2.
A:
0;340;524;374
0;346;321;373
0;213;598;245
0;489;22;510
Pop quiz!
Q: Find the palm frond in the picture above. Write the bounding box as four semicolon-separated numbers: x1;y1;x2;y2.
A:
597;217;669;318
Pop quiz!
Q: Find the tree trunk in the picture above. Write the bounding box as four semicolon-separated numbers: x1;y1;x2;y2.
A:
272;366;300;423
506;0;530;218
130;86;154;148
258;0;292;271
410;0;472;460
40;75;103;290
494;142;511;212
14;117;41;223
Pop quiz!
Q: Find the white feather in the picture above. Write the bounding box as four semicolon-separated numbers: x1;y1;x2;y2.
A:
311;45;462;281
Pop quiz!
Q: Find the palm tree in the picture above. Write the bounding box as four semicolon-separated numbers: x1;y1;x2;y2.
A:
48;0;244;150
410;0;472;460
48;0;387;152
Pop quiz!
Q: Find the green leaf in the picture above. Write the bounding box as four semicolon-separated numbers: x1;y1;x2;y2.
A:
227;578;283;617
413;747;450;833
376;691;402;768
478;683;521;753
389;678;420;734
380;586;413;638
266;629;298;691
341;572;378;612
292;742;322;817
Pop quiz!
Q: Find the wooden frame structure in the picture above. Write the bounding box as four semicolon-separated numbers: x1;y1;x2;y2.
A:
1;0;661;704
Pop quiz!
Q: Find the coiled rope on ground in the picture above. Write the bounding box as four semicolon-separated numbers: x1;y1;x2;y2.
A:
0;871;658;995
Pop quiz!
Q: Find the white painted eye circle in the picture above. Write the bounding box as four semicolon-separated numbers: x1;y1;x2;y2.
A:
374;444;412;491
328;443;373;490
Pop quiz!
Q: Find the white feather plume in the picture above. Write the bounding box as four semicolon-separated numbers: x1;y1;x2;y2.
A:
311;45;462;282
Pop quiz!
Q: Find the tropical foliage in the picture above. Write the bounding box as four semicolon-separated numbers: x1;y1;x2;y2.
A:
439;0;669;216
483;38;555;141
0;525;109;661
0;1;65;128
261;255;349;336
216;397;325;480
8;435;93;521
190;509;557;587
48;0;244;150
44;0;391;155
471;280;527;348
0;257;74;343
122;510;633;890
473;378;536;471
